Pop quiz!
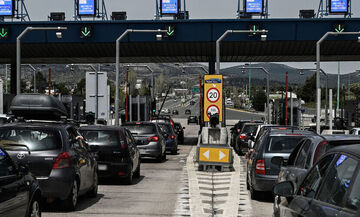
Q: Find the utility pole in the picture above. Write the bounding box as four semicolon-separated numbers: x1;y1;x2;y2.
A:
248;63;252;108
285;72;289;126
337;62;340;116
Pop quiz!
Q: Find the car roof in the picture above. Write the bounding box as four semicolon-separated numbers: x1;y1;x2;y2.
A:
122;121;156;126
269;129;315;136
322;135;360;142
79;125;123;131
328;144;360;159
0;121;72;130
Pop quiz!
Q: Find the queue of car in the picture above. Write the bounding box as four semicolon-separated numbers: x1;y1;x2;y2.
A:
231;119;360;217
0;94;184;217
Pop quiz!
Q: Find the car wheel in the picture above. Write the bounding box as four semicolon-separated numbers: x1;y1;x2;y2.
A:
125;166;133;185
250;184;259;200
134;163;140;178
88;171;98;198
28;196;41;217
63;180;78;211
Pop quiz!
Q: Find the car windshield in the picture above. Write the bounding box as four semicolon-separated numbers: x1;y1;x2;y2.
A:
0;128;62;151
267;136;304;153
123;124;156;135
242;125;259;134
80;130;119;146
158;124;172;134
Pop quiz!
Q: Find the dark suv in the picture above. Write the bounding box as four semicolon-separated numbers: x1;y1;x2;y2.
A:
247;129;315;199
1;94;98;211
273;144;360;217
230;120;263;147
158;123;178;154
0;147;42;217
80;126;140;184
235;123;262;155
122;122;166;162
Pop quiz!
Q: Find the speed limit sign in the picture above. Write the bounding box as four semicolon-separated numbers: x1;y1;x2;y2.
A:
207;88;220;103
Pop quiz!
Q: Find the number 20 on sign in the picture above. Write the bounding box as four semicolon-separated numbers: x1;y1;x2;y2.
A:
203;75;223;122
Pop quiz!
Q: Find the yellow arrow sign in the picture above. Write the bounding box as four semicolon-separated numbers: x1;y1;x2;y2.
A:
199;147;230;163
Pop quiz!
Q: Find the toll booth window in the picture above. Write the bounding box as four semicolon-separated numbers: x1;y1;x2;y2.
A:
0;128;62;151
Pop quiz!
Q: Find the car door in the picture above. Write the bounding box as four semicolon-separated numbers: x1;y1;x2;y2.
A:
309;154;359;217
0;150;29;217
288;140;312;187
78;138;95;190
125;130;137;172
279;153;336;217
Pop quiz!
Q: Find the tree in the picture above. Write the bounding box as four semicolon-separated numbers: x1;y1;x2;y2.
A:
350;83;360;97
252;88;266;111
35;71;48;94
74;78;85;95
55;83;70;95
155;73;165;96
128;69;137;94
297;74;316;103
139;80;150;96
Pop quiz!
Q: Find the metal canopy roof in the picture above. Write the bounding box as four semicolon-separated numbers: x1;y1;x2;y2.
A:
1;18;360;64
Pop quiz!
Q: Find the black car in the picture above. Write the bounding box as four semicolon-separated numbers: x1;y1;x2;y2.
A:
174;122;185;144
230;120;263;147
122;122;166;162
278;135;360;189
185;109;191;115
234;123;262;155
188;116;198;125
247;129;315;199
158;123;178;154
273;144;360;217
80;126;141;184
2;94;98;211
0;147;42;217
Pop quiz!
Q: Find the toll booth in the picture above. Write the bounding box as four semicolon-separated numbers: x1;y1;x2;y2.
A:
128;95;151;122
61;95;85;121
272;98;301;126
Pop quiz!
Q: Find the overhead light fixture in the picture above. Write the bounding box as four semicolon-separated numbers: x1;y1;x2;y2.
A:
56;32;63;39
261;34;267;41
357;35;360;43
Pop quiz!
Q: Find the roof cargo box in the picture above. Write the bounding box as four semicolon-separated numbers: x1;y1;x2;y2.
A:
10;94;68;120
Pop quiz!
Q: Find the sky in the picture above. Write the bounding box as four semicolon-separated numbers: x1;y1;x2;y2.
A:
23;0;360;74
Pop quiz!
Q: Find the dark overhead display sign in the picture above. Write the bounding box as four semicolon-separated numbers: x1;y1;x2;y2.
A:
160;0;179;15
329;0;348;14
0;0;14;16
77;0;96;16
165;25;175;37
334;23;345;32
80;25;92;38
245;0;264;14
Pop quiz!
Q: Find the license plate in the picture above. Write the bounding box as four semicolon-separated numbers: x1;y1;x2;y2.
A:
98;164;108;171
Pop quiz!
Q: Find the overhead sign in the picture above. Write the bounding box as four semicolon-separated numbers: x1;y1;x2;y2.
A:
334;23;345;33
0;0;14;16
329;0;348;14
198;147;231;163
77;0;96;16
204;75;223;122
160;0;179;15
80;25;92;38
0;26;8;39
245;0;264;14
249;24;261;36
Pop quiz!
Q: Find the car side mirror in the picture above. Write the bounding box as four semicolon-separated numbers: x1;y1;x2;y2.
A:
18;163;29;176
273;181;294;198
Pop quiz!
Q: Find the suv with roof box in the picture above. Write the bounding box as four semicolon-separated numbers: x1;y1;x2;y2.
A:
1;94;98;211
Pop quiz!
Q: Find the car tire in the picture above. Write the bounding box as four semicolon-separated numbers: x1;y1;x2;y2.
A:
27;195;41;217
125;166;133;185
88;171;98;198
250;184;259;200
134;163;140;178
63;180;78;211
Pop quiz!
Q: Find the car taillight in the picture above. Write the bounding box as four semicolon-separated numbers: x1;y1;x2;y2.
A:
255;159;266;175
237;129;241;132
121;143;127;149
239;134;247;140
170;120;174;126
313;140;327;164
170;135;175;139
53;152;71;169
148;136;159;142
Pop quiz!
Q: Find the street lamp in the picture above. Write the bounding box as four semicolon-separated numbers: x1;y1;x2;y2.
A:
16;26;67;95
316;31;360;134
298;68;328;125
115;29;167;126
239;66;271;123
216;29;268;75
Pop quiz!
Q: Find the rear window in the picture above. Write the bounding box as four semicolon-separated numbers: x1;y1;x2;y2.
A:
242;125;259;134
158;124;172;134
0;128;62;151
123;124;156;135
267;136;304;153
80;130;120;146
